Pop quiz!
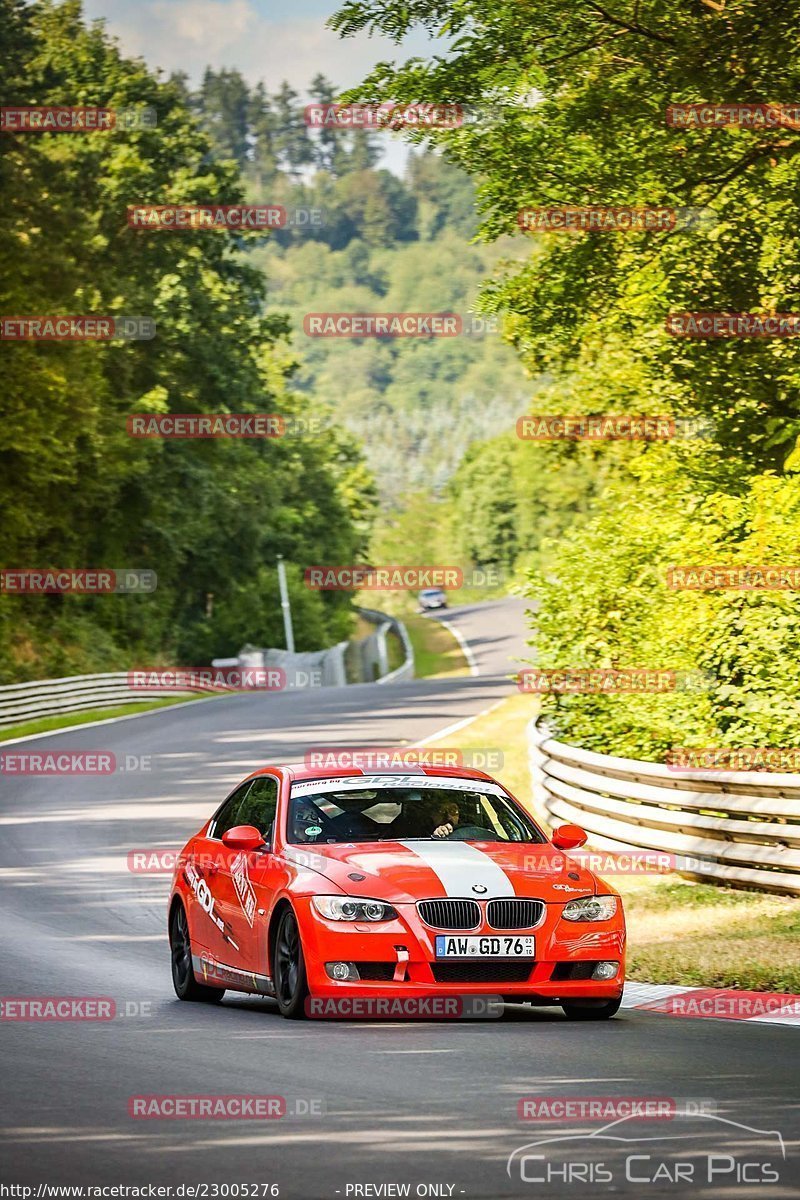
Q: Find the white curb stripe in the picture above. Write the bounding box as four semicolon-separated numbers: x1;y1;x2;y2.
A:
621;981;800;1027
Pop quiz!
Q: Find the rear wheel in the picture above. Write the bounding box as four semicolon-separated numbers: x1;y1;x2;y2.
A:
170;903;225;1003
274;907;309;1019
561;997;621;1020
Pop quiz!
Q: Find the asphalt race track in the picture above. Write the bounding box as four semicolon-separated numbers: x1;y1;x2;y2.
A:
1;598;797;1198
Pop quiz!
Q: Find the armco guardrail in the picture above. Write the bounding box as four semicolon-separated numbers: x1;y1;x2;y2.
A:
0;611;415;731
0;673;203;729
528;719;800;896
356;607;414;684
237;644;349;688
224;610;414;689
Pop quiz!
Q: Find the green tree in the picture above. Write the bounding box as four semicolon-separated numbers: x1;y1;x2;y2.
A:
197;67;252;168
272;82;314;179
249;81;280;187
331;0;800;469
327;0;800;759
0;0;374;681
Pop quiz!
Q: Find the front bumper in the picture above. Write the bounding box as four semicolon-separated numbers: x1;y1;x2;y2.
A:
295;896;626;1001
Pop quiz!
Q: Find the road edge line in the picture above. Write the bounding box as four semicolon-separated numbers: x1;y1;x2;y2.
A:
436;615;479;676
412;698;507;747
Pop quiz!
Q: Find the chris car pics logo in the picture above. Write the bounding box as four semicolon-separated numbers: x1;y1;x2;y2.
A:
507;1112;785;1187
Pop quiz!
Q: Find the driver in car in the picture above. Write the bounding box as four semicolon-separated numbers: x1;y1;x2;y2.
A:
431;800;460;839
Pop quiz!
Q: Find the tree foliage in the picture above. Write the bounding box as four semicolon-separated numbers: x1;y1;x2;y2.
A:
331;0;800;754
0;0;374;682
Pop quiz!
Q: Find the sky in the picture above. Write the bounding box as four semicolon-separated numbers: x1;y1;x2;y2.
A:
82;0;438;96
81;0;441;172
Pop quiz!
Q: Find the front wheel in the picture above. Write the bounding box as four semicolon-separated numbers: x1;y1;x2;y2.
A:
562;997;621;1020
274;907;309;1019
170;903;225;1003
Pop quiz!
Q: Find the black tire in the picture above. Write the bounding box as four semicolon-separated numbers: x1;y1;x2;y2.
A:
170;903;225;1003
273;907;309;1019
561;997;621;1020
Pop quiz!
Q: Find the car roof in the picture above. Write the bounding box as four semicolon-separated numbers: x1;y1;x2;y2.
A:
245;762;495;784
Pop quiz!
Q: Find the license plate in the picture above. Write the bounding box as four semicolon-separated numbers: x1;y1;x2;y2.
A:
435;935;535;958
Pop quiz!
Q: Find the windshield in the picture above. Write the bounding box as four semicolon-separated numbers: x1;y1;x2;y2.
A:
287;783;546;845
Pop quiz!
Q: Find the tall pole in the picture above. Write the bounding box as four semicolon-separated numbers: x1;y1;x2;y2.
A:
277;555;295;653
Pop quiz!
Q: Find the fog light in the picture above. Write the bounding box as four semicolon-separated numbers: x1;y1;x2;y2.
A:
325;961;360;981
592;961;619;980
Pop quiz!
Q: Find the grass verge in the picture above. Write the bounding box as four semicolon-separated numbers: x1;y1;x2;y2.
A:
404;613;469;678
0;694;216;743
621;878;800;993
425;690;800;993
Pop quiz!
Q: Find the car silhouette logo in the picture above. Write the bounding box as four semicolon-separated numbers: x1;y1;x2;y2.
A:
507;1112;786;1180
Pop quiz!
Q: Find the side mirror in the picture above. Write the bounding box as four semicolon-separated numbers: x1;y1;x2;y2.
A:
222;825;266;851
551;823;588;850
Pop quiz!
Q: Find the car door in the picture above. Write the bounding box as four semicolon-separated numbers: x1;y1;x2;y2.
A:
211;774;281;979
184;781;253;961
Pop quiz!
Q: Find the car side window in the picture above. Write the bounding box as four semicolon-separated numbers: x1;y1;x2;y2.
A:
235;776;279;843
212;782;253;839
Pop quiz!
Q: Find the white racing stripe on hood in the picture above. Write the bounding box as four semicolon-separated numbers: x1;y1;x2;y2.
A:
401;840;515;898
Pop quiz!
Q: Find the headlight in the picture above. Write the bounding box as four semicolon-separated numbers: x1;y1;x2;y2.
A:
561;895;618;922
312;896;397;922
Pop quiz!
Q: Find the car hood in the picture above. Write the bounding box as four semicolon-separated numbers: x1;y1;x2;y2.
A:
284;839;598;904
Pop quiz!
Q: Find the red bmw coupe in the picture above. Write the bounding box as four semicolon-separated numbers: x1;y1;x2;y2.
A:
168;763;625;1019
